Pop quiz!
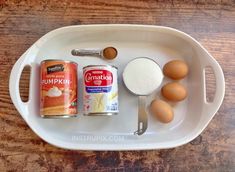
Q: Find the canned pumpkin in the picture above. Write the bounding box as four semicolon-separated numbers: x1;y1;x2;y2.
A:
40;60;78;118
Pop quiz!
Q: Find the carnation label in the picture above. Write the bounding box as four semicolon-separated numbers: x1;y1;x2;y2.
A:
84;69;113;93
83;65;118;115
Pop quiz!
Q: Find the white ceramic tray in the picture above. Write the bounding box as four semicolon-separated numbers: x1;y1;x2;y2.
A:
9;24;225;150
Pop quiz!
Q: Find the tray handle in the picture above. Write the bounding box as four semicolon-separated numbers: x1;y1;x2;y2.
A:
202;55;225;121
9;49;33;121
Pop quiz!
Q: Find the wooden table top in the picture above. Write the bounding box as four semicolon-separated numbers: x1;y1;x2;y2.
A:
0;0;234;171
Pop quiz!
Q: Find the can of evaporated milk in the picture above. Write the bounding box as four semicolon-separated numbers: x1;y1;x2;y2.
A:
40;60;78;118
83;65;118;115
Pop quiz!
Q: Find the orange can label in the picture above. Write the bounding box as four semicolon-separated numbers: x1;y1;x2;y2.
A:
40;60;78;117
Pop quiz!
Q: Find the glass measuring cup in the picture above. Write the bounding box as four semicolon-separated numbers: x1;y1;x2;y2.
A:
123;57;163;135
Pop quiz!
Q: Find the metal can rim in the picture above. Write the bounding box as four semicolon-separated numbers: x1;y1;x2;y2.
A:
40;114;77;118
83;65;118;69
83;112;118;116
41;59;78;65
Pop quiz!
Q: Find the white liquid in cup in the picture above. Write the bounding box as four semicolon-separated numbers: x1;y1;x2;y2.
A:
123;57;163;95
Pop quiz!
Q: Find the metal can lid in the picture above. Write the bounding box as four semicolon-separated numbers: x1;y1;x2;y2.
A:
41;59;78;65
83;64;118;69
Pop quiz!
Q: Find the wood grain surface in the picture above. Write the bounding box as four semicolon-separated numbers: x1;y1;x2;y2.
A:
0;0;235;171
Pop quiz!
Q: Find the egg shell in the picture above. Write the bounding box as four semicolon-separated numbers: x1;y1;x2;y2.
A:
161;82;187;101
150;99;174;123
163;60;188;80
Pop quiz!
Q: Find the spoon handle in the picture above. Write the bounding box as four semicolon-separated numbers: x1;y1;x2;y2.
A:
71;49;101;57
134;96;148;135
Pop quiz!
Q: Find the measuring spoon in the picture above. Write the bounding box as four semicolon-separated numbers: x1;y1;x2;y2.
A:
71;47;118;60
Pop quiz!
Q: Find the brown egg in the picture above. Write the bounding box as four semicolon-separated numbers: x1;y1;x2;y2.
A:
163;60;188;80
150;99;174;123
161;82;187;101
